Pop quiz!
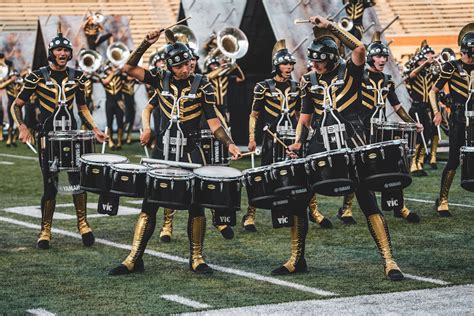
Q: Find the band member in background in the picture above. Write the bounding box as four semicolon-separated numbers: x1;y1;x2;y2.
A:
122;69;138;144
0;52;11;142
100;63;125;149
148;48;167;151
431;23;474;217
109;30;240;275
358;32;422;223
11;32;106;249
289;16;404;280
408;42;437;177
1;69;22;147
83;12;113;51
247;40;332;232
342;0;375;40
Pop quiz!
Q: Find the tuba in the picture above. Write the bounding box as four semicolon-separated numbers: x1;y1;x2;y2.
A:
170;25;198;50
338;17;353;32
78;49;103;73
205;27;248;79
106;42;130;67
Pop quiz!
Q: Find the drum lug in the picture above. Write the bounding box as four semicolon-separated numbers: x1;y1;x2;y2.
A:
133;173;136;183
154;179;157;190
241;178;246;187
237;181;241;191
264;171;269;183
171;178;175;190
186;179;190;191
311;159;316;171
220;181;224;192
304;162;311;175
200;180;203;191
381;147;385;160
328;155;333;168
85;164;89;175
344;153;349;165
290;164;295;176
113;171;118;181
247;175;252;185
271;168;277;180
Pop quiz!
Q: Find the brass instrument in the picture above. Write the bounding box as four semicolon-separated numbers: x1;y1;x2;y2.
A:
430;50;456;75
106;42;130;68
338;17;353;32
91;12;105;25
0;64;9;81
170;24;198;50
78;49;103;73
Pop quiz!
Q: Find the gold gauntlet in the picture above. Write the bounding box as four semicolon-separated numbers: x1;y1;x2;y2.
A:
141;104;153;131
214;126;234;147
78;107;97;130
396;106;415;123
10;101;25;127
295;123;309;144
429;90;439;115
127;40;152;66
327;21;363;50
248;112;258;142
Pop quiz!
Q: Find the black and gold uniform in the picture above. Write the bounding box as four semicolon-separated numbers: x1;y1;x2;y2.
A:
11;33;102;250
110;34;238;275
292;20;404;280
79;73;95;130
122;74;137;144
1;68;22;146
83;14;112;50
343;0;375;40
408;46;437;176
431;23;474;216
101;66;124;149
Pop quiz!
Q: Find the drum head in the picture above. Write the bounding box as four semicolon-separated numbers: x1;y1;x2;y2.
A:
76;130;95;139
148;167;193;178
48;130;77;139
146;163;170;170
80;153;128;164
111;163;148;171
194;166;242;179
242;165;269;175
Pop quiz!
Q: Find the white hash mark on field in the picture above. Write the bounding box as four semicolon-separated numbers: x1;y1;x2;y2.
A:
160;295;212;309
0;215;337;296
0;161;14;165
26;308;56;316
0;153;37;161
405;197;474;209
3;203;140;219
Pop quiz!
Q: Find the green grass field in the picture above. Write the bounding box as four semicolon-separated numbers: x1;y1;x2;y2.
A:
0;140;473;314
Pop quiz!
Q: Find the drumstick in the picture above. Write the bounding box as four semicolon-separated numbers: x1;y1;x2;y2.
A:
139;129;149;158
159;17;191;32
239;149;261;158
251;151;255;169
294;19;311;24
437;125;442;141
415;113;429;154
101;127;108;154
26;141;38;154
263;126;298;157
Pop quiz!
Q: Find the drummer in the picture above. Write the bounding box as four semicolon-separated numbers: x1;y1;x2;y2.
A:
11;32;107;249
288;16;404;280
246;39;332;232
346;32;423;223
109;29;240;275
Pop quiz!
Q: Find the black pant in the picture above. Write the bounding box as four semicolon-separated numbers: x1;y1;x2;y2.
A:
7;95;17;128
409;102;432;145
86;33;112;50
123;93;135;129
105;94;124;129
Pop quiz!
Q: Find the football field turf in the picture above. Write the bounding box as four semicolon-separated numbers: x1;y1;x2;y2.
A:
0;142;473;314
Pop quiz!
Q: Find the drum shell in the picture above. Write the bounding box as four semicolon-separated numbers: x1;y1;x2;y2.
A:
270;160;309;196
354;141;411;191
198;130;229;165
194;177;241;210
460;147;474;192
146;175;194;210
306;150;357;196
374;122;416;155
49;131;95;170
110;168;147;198
79;154;128;194
243;167;287;209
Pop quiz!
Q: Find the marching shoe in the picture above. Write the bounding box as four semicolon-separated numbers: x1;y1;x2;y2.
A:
109;258;145;275
271;258;307;276
81;231;95;246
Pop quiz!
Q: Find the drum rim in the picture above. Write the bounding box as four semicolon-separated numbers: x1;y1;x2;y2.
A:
271;158;306;167
242;165;270;174
354;139;407;151
148;167;194;179
306;148;351;159
80;153;129;164
461;146;474;152
144;163;171;170
193;166;243;179
111;163;149;172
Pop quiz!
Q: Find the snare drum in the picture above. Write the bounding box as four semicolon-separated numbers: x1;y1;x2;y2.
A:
110;163;149;198
80;153;128;194
48;130;95;170
373;121;417;155
242;166;288;210
194;166;242;210
274;129;296;162
460;146;474;192
270;158;309;197
146;167;194;210
198;129;229;165
353;140;411;191
305;148;357;196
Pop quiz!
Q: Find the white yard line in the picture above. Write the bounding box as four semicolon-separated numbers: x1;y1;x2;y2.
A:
404;273;450;285
26;308;56;316
161;295;212;309
0;161;14;165
183;284;474;315
405;197;474;209
0;215;336;297
0;153;37;161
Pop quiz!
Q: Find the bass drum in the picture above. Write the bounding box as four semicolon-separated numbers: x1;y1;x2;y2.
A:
146;167;194;210
460;146;474;192
80;153;128;194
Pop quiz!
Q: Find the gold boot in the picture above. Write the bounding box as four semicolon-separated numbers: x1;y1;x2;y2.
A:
189;216;212;274
117;128;123;150
367;214;404;281
410;144;422;175
337;192;356;224
73;192;94;246
159;208;175;242
242;205;257;232
11;128;18;147
37;200;56;249
416;145;427;176
430;135;439;169
436;170;456;216
393;205;420;223
308;194;332;228
126;124;133;144
0;124;3;141
272;215;308;275
107;128;115;150
109;212;153;275
5;127;12;147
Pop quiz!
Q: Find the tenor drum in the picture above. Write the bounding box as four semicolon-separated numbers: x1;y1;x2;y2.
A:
110;163;149;198
198;129;229;165
460;146;474;192
373;121;417;155
274;129;296;162
305;148;357;196
242;166;288;210
353;140;411;191
270;158;309;197
79;153;128;194
194;166;242;210
146;167;194;209
48;130;95;171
